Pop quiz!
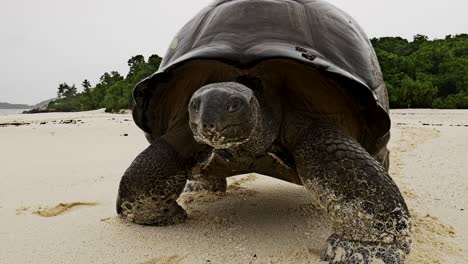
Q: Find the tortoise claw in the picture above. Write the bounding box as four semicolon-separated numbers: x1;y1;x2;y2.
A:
321;234;406;264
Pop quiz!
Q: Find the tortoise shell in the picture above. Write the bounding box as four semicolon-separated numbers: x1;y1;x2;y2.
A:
133;0;390;145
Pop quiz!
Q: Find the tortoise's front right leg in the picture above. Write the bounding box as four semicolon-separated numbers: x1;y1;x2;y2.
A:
116;138;188;225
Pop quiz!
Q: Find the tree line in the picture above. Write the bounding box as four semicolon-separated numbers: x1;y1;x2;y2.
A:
46;34;467;112
372;34;467;108
47;54;162;112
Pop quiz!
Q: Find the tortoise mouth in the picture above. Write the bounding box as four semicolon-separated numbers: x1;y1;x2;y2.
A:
190;118;256;149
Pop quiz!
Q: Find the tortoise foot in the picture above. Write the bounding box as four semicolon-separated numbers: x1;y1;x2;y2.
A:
321;234;407;264
120;199;187;226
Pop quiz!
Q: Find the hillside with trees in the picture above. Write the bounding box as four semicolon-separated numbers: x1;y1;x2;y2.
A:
372;34;467;108
40;34;467;113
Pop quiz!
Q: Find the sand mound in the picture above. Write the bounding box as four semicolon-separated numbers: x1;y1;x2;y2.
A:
407;211;461;264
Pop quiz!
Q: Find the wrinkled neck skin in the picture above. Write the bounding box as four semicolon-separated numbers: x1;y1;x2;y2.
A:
229;97;277;157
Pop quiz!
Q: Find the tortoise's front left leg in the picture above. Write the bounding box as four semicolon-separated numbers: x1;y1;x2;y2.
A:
294;125;412;264
116;138;188;225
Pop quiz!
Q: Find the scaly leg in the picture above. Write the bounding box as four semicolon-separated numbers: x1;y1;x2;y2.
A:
116;138;188;225
294;125;411;263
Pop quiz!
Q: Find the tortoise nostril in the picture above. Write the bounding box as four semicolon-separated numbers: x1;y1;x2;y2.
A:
201;123;216;131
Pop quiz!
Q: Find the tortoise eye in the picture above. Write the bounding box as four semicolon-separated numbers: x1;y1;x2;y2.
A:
228;98;242;113
191;100;199;113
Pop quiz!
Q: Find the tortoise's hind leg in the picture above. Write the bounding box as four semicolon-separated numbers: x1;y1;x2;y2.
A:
116;138;188;225
294;125;411;264
184;150;230;192
184;177;227;192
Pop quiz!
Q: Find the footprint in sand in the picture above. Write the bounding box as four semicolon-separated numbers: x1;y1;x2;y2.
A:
141;256;185;264
16;206;30;215
31;202;98;217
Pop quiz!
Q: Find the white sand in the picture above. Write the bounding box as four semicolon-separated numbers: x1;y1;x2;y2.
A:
0;109;467;263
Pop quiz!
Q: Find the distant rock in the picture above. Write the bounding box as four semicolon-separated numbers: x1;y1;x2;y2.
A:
1;98;56;113
31;98;56;109
22;98;57;114
0;102;31;109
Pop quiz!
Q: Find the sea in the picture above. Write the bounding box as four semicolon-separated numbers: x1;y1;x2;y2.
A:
0;109;31;115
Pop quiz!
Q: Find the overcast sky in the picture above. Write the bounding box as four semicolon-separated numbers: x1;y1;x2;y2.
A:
1;0;466;105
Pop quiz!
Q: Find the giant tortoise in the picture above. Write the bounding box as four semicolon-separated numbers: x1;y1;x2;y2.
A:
116;0;412;263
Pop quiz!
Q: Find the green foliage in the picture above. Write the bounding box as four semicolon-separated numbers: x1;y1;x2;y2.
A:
82;79;91;92
57;83;78;98
46;55;162;112
47;95;82;112
373;34;468;109
103;81;133;112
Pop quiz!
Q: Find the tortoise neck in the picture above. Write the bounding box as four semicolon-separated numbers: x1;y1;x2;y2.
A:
231;96;276;156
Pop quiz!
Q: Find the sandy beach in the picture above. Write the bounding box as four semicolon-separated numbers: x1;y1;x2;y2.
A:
0;109;466;264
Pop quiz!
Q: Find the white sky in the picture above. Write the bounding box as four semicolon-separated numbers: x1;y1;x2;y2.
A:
1;0;467;105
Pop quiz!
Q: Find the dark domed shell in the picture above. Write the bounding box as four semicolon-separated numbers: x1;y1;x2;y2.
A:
133;0;390;139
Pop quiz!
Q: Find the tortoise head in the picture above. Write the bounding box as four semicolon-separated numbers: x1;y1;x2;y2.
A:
188;82;260;149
